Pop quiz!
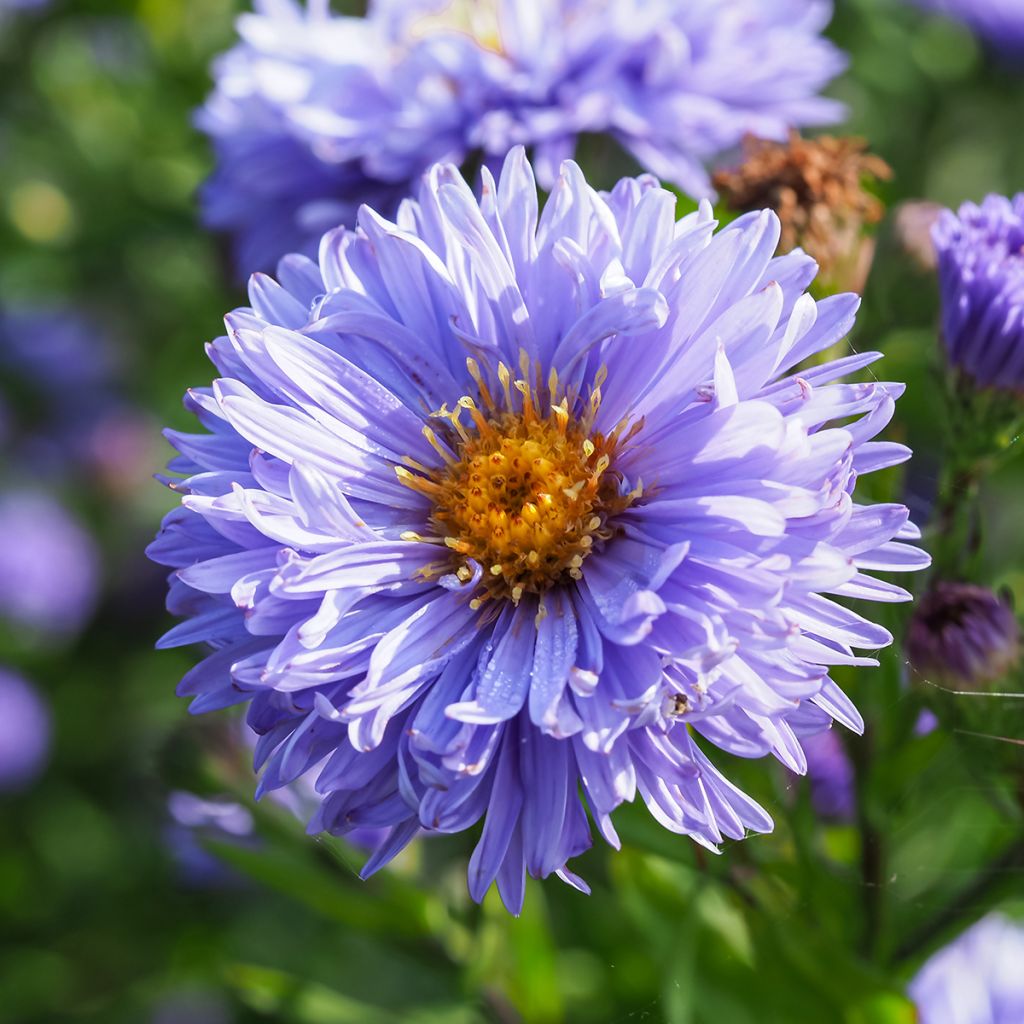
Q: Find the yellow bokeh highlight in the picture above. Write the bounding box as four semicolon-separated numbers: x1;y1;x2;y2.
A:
8;180;75;244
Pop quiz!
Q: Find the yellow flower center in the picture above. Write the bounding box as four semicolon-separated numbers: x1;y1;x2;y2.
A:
397;357;643;607
406;0;503;53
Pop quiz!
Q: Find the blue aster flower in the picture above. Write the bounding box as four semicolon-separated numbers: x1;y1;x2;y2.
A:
197;0;479;276
934;195;1024;394
202;0;846;277
910;914;1024;1023
399;0;847;194
151;149;927;912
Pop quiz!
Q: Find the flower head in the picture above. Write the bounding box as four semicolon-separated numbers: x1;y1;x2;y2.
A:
907;581;1019;690
933;194;1024;394
713;133;891;294
910;914;1024;1024
0;668;50;792
402;0;846;194
0;490;99;638
201;0;846;276
151;149;926;912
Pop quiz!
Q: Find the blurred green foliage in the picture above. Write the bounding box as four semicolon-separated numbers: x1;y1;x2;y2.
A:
1;1;1023;1021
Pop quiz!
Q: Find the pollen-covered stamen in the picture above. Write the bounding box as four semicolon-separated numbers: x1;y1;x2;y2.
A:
398;358;642;604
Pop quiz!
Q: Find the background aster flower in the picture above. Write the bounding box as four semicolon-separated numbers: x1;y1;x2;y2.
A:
0;668;51;792
0;489;99;639
386;0;847;195
933;194;1024;394
909;914;1024;1024
198;0;479;276
151;148;926;913
203;0;846;277
793;727;855;822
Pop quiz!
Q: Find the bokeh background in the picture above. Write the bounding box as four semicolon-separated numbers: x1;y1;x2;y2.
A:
2;1;1023;1021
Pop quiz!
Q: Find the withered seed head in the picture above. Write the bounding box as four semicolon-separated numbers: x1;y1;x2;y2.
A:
713;132;892;293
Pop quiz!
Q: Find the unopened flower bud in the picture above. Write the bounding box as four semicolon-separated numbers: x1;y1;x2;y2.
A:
907;581;1020;690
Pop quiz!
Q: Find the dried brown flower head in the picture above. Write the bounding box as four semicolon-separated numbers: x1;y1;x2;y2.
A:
713;133;892;293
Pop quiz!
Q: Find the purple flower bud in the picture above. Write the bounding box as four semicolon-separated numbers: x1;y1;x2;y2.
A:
907;582;1020;690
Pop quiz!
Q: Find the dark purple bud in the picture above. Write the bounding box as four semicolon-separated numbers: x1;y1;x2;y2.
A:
907;581;1020;690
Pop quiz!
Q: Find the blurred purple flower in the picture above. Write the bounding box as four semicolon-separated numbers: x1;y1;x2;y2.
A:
907;581;1020;690
0;305;125;475
408;0;846;193
201;0;846;276
0;305;114;398
913;0;1024;58
197;0;475;275
910;914;1024;1023
933;195;1024;393
0;668;51;792
0;491;99;638
166;761;385;886
164;790;256;887
799;727;855;822
150;149;925;913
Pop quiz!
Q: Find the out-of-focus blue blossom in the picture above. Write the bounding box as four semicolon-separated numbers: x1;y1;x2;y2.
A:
165;790;256;887
0;305;123;474
910;914;1024;1023
800;727;855;822
399;0;846;193
0;490;99;638
197;0;477;275
150;149;925;913
0;668;51;792
913;0;1024;58
201;0;846;276
933;195;1024;393
0;306;114;397
168;790;255;837
165;750;386;886
907;581;1020;690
